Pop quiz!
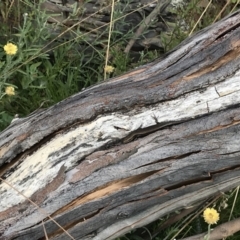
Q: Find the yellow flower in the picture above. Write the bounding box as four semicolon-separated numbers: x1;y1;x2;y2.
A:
104;65;115;73
203;208;219;225
3;43;18;55
5;86;15;96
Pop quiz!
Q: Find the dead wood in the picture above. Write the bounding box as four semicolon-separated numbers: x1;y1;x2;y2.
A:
1;8;240;240
180;217;240;240
40;0;176;58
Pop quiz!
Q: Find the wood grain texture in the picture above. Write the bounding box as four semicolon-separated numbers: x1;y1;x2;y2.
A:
1;10;240;240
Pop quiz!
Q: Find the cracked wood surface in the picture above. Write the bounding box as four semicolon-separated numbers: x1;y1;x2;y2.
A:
1;10;240;240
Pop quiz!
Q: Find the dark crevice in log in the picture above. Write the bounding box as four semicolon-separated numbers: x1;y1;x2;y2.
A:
171;151;202;160
214;86;221;97
113;125;129;131
220;150;240;155
122;119;185;143
165;176;212;191
57;169;160;214
225;102;240;111
210;165;240;175
133;151;202;170
215;25;240;41
47;209;103;239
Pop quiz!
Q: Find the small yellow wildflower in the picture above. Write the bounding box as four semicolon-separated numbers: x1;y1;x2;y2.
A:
203;208;219;225
5;86;15;96
3;43;18;55
104;65;115;73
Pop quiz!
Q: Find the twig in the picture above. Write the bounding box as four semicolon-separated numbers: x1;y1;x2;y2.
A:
104;0;115;80
0;174;75;240
150;205;200;239
42;221;49;240
230;0;240;13
213;0;231;23
124;0;170;54
179;217;240;240
228;186;239;221
189;0;212;36
170;194;222;240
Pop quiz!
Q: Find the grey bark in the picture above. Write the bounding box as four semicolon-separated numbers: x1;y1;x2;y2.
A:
1;8;240;240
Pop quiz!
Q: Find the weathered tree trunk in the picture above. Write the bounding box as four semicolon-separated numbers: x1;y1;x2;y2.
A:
1;9;240;240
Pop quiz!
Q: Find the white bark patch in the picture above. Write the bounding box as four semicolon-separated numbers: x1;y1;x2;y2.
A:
1;72;240;211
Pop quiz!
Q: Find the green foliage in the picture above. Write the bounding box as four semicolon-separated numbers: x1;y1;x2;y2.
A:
0;0;103;129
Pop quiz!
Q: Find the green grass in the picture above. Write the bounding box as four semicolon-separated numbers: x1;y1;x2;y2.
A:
1;0;240;239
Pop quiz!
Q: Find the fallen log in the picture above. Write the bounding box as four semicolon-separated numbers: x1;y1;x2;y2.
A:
1;8;240;240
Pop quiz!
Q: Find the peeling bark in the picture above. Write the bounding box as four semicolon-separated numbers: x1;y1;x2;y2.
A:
1;9;240;240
